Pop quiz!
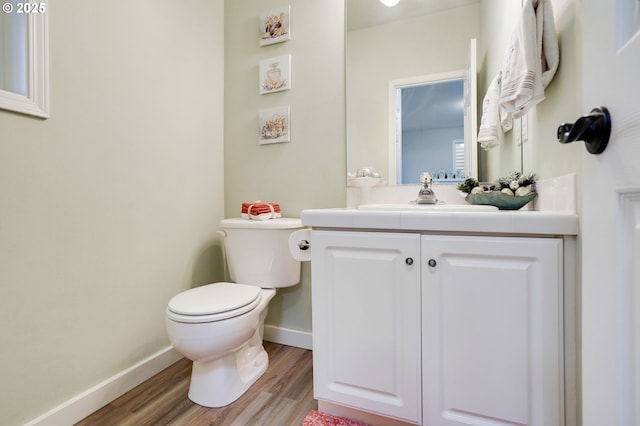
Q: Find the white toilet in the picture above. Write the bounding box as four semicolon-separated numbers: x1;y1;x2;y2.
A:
165;217;304;408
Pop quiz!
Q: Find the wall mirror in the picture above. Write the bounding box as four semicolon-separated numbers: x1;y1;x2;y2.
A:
0;0;49;118
347;0;481;185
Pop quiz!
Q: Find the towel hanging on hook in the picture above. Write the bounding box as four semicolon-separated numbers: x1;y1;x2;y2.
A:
499;0;558;125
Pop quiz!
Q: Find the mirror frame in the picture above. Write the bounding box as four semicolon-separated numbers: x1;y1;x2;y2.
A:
0;1;49;118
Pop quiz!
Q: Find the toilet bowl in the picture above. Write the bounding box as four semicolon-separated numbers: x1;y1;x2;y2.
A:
165;218;303;408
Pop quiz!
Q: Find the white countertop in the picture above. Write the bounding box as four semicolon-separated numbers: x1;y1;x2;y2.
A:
301;208;579;236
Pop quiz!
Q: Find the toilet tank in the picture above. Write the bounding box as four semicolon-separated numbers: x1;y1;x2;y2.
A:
219;218;304;288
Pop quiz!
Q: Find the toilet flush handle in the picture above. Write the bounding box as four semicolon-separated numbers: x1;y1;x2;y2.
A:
298;240;310;251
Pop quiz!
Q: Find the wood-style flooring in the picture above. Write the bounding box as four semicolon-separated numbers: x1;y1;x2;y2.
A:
75;342;317;426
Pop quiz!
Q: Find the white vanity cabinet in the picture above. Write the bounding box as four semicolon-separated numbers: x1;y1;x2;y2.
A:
309;228;567;426
421;235;563;426
311;230;422;424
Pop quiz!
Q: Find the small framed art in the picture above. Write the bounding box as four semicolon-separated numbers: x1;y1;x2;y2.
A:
259;106;290;144
259;55;291;95
259;6;291;46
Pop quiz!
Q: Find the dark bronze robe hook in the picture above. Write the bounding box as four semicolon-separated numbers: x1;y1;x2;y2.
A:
557;107;611;154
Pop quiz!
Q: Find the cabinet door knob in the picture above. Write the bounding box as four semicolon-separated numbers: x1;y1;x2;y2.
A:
405;257;414;265
428;259;437;268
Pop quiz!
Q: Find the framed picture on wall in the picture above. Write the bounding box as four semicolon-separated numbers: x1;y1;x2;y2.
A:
259;106;290;144
259;55;291;95
259;6;291;46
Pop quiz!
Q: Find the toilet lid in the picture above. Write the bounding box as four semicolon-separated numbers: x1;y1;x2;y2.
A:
167;282;261;317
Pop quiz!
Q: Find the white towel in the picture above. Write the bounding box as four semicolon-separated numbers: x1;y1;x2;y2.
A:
537;0;559;89
499;0;559;128
477;73;504;150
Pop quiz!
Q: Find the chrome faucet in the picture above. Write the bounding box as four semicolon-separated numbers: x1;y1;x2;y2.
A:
416;172;438;204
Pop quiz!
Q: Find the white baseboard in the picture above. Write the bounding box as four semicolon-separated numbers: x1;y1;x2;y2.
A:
24;328;310;425
264;324;313;350
24;347;183;426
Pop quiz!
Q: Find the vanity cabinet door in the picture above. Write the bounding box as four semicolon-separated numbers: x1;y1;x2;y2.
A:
421;235;563;426
311;230;422;424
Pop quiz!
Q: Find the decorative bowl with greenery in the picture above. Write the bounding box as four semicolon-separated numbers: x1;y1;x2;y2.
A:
458;172;537;210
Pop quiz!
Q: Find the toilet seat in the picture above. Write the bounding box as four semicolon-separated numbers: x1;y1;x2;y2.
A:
167;282;262;323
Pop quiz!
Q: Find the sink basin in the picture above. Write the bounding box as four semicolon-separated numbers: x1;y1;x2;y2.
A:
358;203;499;212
